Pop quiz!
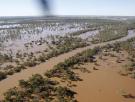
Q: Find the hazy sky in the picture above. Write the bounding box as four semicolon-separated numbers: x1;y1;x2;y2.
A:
0;0;135;16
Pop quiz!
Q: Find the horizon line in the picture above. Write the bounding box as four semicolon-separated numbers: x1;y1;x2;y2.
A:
0;15;135;18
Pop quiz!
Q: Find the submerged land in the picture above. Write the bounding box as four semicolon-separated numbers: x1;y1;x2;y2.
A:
0;16;135;102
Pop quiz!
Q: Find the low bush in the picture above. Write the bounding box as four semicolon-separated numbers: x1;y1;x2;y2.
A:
0;71;7;81
3;74;76;102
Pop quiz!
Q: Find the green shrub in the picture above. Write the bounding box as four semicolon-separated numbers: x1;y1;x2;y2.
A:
0;72;7;81
38;55;46;62
14;67;21;73
24;60;37;67
5;70;14;75
131;72;135;79
3;74;75;102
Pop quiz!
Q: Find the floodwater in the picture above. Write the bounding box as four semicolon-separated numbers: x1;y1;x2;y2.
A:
0;22;88;55
0;29;135;100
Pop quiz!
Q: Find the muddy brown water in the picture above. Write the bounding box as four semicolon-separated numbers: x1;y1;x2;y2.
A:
0;30;135;99
74;54;135;102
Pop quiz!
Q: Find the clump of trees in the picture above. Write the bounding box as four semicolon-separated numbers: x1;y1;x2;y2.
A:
45;47;100;81
3;74;77;102
0;64;26;80
69;28;98;36
0;35;90;81
0;53;13;63
95;24;128;42
24;60;37;67
2;47;100;101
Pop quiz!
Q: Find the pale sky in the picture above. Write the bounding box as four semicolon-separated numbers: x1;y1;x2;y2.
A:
0;0;135;16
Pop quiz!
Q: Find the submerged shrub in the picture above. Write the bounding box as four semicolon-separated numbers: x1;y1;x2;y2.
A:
3;74;76;102
0;71;7;81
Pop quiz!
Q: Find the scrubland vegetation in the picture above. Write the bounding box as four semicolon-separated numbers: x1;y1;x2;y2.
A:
0;17;135;101
96;24;128;42
45;47;99;80
109;38;135;78
2;47;100;102
3;74;77;102
3;36;135;101
96;36;135;79
0;35;89;81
